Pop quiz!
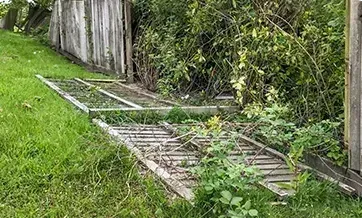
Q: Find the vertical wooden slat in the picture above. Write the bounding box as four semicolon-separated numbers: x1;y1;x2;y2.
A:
59;0;64;50
78;0;87;62
348;0;362;172
103;0;110;69
345;0;350;164
124;0;134;82
108;0;115;71
49;0;128;78
49;0;60;48
85;0;93;62
118;0;126;76
91;0;98;65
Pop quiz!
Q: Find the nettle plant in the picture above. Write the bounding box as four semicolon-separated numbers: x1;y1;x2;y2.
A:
192;117;260;218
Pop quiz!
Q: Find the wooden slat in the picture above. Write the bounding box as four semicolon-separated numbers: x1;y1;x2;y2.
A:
89;106;240;117
115;82;180;106
114;126;165;131
84;78;126;83
134;142;186;147
124;0;133;82
116;130;170;135
260;169;293;176
146;151;198;157
247;159;284;165
264;175;294;183
49;0;127;77
252;164;289;170
125;138;179;143
148;155;199;162
348;0;362;172
93;119;194;201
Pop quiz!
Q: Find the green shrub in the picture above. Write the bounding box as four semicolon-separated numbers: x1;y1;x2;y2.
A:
133;0;345;122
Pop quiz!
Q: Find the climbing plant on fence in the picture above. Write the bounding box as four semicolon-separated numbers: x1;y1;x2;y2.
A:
133;0;345;123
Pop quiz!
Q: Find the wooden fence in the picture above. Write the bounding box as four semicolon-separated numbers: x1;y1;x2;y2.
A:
49;0;133;80
347;0;362;174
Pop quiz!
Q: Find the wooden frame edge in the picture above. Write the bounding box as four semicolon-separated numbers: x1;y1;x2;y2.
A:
36;75;90;113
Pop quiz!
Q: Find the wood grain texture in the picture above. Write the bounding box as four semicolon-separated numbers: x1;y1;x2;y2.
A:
348;0;362;172
49;0;127;77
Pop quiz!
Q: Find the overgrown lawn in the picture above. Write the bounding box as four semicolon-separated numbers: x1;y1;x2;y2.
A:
0;30;195;217
0;30;362;217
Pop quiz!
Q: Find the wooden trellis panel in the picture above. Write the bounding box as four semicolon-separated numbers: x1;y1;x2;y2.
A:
49;0;132;78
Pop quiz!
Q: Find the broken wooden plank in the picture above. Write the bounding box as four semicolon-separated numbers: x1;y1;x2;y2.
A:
36;75;89;113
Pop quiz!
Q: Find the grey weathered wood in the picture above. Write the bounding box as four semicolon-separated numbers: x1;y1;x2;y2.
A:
93;119;195;201
115;82;181;106
36;75;89;113
49;0;60;49
83;78;126;83
304;153;362;195
124;0;134;83
74;78;143;109
89;106;240;117
93;120;360;199
49;0;127;77
348;0;362;173
116;130;170;135
240;134;357;196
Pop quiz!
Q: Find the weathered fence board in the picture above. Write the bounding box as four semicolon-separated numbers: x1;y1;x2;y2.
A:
347;0;362;173
50;0;131;78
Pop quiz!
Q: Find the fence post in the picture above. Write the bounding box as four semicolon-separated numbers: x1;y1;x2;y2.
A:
124;0;134;83
348;0;362;173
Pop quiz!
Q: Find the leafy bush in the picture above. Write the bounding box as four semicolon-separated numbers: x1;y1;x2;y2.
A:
0;3;9;18
191;121;260;218
242;102;347;166
134;0;345;122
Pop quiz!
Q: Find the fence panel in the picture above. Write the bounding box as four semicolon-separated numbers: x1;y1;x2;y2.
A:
49;0;127;77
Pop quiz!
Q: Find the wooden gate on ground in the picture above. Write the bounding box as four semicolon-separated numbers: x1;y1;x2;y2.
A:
49;0;133;81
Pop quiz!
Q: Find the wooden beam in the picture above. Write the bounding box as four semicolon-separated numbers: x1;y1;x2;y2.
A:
36;75;89;113
348;0;362;172
74;78;143;109
304;153;362;196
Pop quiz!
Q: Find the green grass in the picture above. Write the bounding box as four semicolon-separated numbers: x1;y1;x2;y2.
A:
0;30;362;217
0;30;199;217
